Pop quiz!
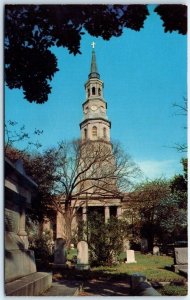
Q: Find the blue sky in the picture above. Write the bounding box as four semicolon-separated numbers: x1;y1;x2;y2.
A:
5;5;187;180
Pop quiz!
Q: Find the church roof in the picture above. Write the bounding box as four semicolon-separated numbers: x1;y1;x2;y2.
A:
88;49;100;79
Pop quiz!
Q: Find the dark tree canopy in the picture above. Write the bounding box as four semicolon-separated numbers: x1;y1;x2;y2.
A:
5;4;187;104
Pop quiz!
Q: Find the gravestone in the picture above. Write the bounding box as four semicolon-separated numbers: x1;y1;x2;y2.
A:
76;241;90;270
173;247;188;273
125;250;137;263
153;246;160;255
54;238;67;266
141;238;148;253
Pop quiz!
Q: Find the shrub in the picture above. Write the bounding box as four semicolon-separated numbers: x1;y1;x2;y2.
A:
28;229;53;267
86;212;129;266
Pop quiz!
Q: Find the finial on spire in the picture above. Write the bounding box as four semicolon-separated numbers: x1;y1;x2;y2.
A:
91;41;96;49
88;42;100;79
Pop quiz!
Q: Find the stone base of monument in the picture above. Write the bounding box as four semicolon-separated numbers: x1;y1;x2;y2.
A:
5;272;52;296
5;249;37;282
5;236;52;296
173;247;188;276
173;264;188;273
76;264;90;270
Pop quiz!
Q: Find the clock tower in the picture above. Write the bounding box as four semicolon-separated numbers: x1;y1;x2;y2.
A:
80;44;111;142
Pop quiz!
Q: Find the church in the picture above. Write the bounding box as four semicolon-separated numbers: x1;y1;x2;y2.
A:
53;42;127;238
45;44;129;240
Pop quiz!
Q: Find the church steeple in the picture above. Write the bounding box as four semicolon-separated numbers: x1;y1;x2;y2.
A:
80;43;111;142
89;47;100;79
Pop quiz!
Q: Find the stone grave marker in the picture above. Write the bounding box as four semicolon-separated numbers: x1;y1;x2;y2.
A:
54;238;67;266
153;246;160;255
76;241;90;270
125;250;137;263
173;247;188;273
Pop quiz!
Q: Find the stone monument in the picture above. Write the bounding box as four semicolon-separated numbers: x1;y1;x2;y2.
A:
173;247;188;273
5;158;52;295
76;241;90;270
125;250;137;263
54;238;67;267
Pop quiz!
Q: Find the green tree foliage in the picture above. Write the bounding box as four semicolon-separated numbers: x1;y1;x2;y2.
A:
5;4;187;103
28;229;53;267
130;179;171;250
129;177;187;250
154;5;187;34
86;212;129;266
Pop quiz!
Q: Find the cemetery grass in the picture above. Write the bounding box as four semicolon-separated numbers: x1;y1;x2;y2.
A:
93;252;188;296
53;251;187;296
55;251;186;283
93;252;186;282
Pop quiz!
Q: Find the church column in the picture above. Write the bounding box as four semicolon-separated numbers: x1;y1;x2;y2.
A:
117;206;122;219
56;211;65;239
82;206;87;222
105;206;110;223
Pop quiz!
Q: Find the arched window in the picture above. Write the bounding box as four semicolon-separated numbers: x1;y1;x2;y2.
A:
92;126;97;137
92;87;96;95
88;89;90;97
98;88;101;96
103;127;107;138
84;128;87;140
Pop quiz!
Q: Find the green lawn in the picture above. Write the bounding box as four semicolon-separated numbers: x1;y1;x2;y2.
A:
93;252;186;283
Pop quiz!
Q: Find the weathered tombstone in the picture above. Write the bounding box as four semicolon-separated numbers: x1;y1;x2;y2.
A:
125;250;137;263
76;241;90;270
54;238;67;267
153;246;160;256
173;247;188;273
141;238;148;254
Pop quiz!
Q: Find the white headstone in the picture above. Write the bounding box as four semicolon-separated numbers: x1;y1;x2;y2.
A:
125;250;136;263
153;246;160;255
76;241;89;270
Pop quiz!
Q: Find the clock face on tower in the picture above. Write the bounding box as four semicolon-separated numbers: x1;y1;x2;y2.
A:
91;105;98;111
